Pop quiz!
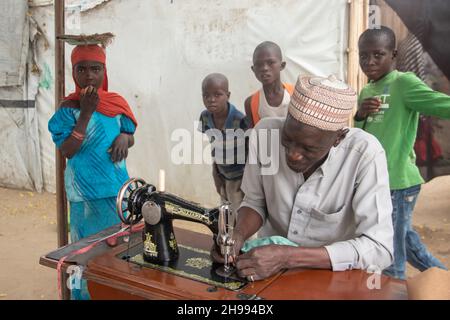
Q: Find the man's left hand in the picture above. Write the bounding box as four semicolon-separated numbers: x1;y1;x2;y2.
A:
109;133;130;162
235;245;287;281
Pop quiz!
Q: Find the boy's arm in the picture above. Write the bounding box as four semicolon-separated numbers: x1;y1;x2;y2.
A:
50;100;92;159
109;115;136;162
126;134;135;148
244;96;254;128
212;162;225;194
110;133;134;162
400;73;450;118
59;112;91;159
354;97;382;121
59;88;100;158
354;87;382;123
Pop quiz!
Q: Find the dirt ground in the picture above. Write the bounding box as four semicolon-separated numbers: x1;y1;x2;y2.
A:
0;177;449;300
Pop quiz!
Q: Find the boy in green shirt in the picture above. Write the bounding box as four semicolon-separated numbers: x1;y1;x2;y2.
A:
354;26;448;280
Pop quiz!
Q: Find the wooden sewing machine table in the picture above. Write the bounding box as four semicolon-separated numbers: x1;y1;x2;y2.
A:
40;226;408;300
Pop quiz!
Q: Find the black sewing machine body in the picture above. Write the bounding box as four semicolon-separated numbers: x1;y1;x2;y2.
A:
117;178;225;264
115;178;244;290
136;190;219;264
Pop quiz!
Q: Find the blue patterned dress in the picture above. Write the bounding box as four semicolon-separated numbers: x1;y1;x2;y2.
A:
48;107;136;299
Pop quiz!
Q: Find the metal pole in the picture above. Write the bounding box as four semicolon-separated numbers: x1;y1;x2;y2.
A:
55;0;70;300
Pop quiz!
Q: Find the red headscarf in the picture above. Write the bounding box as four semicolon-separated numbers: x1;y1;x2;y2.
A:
64;45;137;126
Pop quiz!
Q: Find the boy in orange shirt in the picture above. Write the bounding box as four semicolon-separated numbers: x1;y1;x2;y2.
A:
244;41;294;127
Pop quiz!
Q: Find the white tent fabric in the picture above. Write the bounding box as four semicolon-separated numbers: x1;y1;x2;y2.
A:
0;1;44;192
1;0;349;207
0;0;29;87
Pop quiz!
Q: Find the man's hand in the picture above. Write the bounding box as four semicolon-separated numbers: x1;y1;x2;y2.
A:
355;97;381;120
79;86;99;117
109;133;131;162
235;245;286;281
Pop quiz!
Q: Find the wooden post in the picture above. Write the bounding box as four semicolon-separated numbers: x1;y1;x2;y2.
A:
347;0;369;126
55;0;68;248
55;0;70;300
359;0;369;91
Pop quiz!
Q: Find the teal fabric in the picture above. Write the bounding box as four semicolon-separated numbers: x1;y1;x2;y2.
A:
69;197;121;300
70;277;90;301
241;236;299;253
69;197;120;243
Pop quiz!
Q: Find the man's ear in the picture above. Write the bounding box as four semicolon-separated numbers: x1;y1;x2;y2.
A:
281;61;286;70
251;65;255;73
333;128;349;147
227;91;231;99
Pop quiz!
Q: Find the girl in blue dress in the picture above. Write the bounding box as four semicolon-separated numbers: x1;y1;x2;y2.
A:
48;43;137;299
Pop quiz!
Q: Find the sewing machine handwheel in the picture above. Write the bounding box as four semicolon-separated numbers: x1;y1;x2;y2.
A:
116;177;146;225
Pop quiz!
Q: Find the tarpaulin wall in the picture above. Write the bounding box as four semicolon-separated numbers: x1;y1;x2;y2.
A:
1;0;349;206
0;0;44;192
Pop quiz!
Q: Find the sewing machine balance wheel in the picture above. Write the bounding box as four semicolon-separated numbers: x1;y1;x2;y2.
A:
116;177;147;225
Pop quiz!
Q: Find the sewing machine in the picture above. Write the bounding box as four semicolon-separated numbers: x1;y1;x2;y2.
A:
115;177;244;289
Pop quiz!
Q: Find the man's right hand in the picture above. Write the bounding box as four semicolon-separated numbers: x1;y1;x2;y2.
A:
356;97;381;120
79;85;99;117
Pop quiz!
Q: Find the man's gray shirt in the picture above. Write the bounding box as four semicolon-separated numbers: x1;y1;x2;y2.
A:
239;117;394;271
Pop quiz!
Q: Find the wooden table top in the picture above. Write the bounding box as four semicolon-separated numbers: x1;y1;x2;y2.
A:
40;226;408;300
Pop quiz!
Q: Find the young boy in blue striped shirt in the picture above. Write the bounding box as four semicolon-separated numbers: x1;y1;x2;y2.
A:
198;73;250;214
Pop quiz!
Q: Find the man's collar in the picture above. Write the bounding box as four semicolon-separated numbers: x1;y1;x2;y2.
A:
318;127;352;176
316;148;333;177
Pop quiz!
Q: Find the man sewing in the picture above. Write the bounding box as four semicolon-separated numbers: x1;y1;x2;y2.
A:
212;75;394;282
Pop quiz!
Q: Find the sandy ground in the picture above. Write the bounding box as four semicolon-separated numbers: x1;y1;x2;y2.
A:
0;177;449;300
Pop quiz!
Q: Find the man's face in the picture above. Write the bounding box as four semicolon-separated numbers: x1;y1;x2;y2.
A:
281;117;339;174
74;60;104;89
202;80;230;114
251;47;285;85
358;37;396;82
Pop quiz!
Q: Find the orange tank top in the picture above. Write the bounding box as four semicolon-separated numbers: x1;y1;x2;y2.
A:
250;82;294;126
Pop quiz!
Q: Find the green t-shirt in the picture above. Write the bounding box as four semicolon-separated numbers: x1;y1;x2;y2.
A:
355;70;450;190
